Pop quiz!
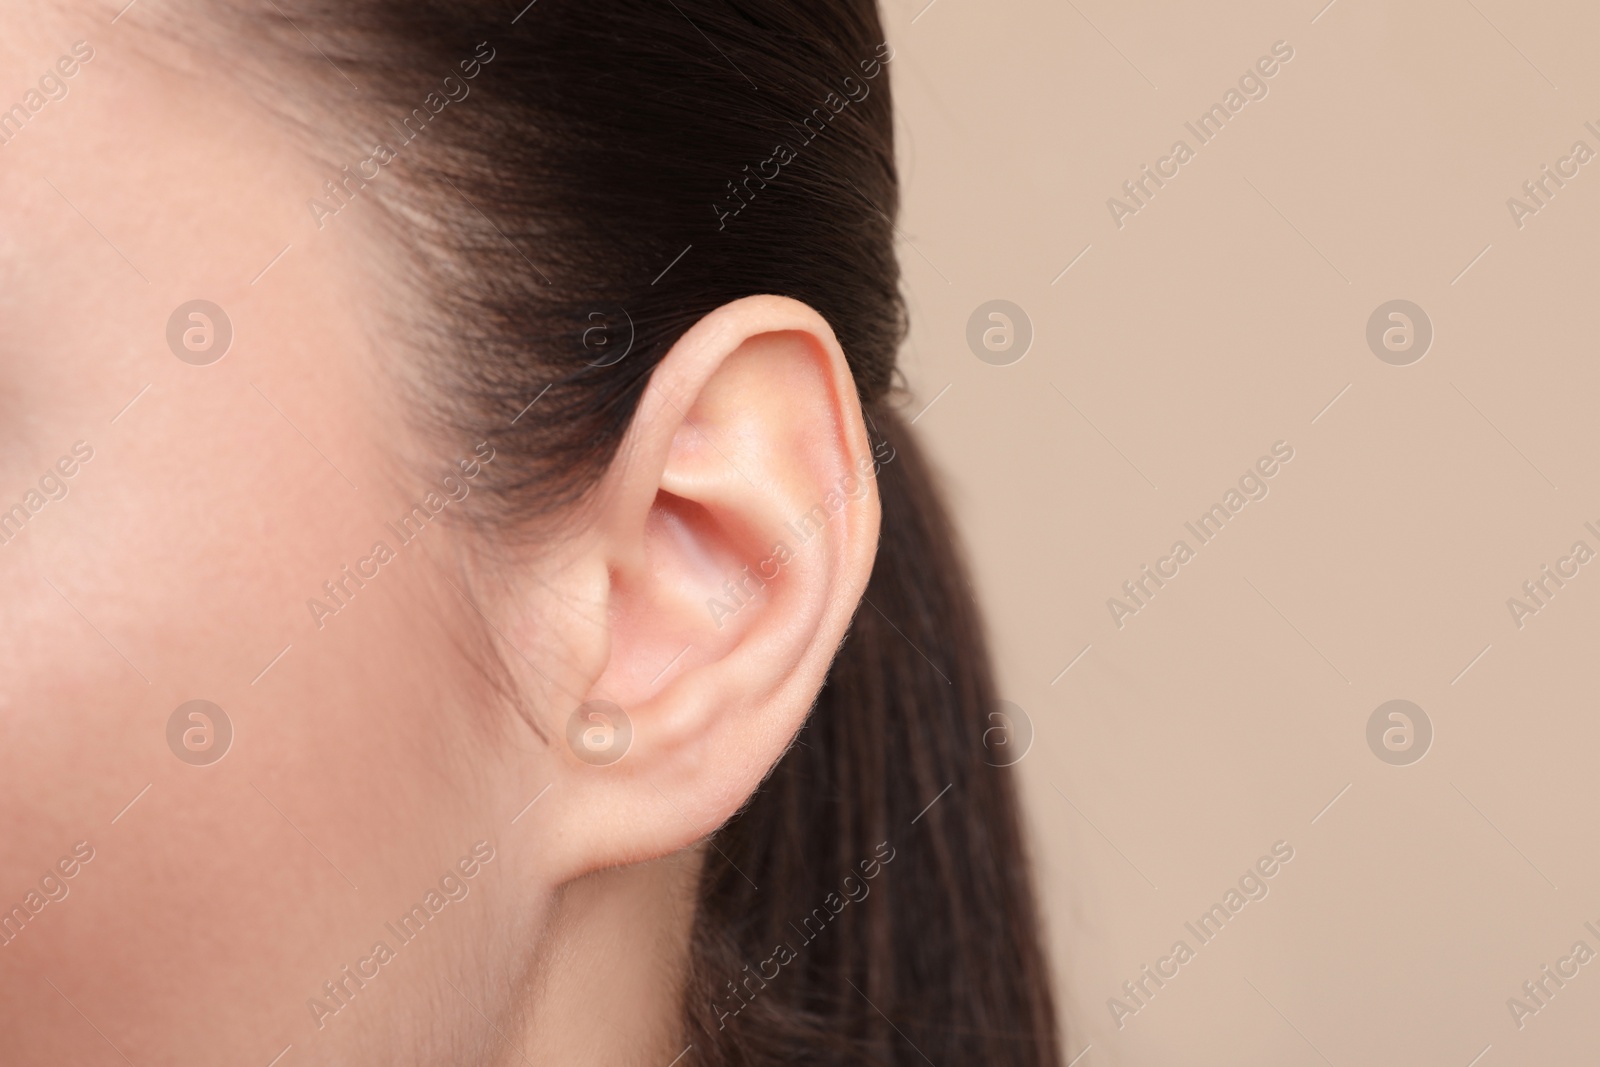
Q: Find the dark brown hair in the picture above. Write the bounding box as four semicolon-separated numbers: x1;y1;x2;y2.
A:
205;0;1062;1061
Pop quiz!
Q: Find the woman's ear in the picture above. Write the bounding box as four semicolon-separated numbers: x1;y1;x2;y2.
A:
509;294;882;881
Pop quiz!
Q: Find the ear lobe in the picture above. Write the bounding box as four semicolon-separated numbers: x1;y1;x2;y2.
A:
538;295;881;879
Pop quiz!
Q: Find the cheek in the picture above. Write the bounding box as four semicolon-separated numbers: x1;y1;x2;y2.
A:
0;416;524;1061
0;75;535;1065
0;44;580;1064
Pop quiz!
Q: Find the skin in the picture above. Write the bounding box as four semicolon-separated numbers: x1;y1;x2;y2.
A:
0;3;882;1064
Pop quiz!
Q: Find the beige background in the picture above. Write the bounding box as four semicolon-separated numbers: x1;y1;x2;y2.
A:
885;0;1600;1063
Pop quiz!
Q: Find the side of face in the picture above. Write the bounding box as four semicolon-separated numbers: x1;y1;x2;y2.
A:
0;5;883;1065
0;7;555;1063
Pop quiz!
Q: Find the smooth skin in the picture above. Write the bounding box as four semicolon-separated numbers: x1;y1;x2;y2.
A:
0;4;881;1064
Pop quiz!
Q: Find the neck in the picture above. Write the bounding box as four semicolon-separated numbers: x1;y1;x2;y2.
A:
507;849;702;1066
